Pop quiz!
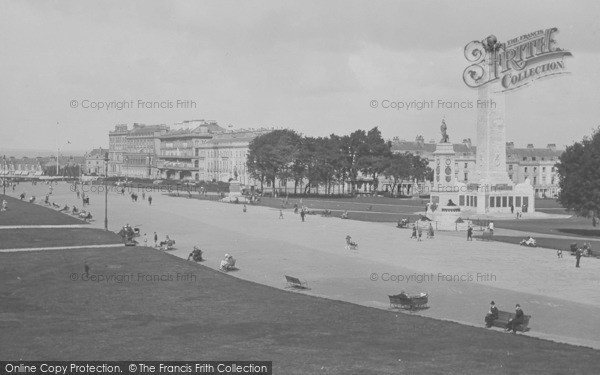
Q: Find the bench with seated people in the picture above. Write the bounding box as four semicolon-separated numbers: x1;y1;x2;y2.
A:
489;309;531;333
284;275;309;289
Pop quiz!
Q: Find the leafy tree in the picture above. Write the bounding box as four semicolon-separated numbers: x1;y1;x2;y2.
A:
340;130;369;194
246;129;302;195
383;153;431;196
358;127;392;191
556;127;600;223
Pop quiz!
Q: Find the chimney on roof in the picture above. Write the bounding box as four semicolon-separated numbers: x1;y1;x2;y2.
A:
463;138;472;148
506;141;514;149
527;144;534;149
415;135;424;146
547;143;556;151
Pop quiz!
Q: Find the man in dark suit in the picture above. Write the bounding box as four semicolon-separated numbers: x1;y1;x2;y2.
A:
485;301;499;328
506;304;524;333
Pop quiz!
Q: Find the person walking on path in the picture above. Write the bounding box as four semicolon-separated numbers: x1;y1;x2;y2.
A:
418;227;423;241
410;225;417;239
467;226;473;241
143;233;148;247
576;248;583;268
154;232;158;247
148;195;153;205
300;209;306;222
279;210;284;219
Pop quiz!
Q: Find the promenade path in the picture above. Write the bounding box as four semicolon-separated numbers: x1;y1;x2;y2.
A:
7;182;600;349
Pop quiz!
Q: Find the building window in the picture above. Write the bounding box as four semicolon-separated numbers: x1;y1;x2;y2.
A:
542;167;546;172
509;165;513;170
464;163;468;168
523;157;527;161
509;174;513;180
524;167;528;173
532;157;537;161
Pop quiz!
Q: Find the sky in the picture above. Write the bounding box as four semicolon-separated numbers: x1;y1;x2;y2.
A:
1;0;599;156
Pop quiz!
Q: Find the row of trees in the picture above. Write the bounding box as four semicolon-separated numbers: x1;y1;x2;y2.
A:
246;128;431;195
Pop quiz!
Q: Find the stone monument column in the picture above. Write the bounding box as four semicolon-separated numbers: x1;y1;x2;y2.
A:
474;77;512;187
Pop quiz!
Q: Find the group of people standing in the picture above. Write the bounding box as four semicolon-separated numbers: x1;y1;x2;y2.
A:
410;223;435;241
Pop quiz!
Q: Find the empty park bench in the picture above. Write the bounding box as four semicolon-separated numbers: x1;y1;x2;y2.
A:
285;275;309;289
388;293;428;310
490;310;532;332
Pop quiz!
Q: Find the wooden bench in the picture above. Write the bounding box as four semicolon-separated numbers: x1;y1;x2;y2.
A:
285;275;309;289
388;293;428;310
490;310;531;332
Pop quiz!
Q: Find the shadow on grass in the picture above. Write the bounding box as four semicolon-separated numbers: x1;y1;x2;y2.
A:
557;228;600;238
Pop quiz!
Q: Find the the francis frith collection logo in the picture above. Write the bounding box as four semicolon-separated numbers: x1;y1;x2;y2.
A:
463;27;572;92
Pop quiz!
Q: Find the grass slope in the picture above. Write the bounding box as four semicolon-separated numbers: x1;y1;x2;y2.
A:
0;195;85;226
0;228;122;249
1;247;599;374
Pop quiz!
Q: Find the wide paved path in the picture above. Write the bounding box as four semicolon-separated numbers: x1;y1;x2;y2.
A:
8;182;600;349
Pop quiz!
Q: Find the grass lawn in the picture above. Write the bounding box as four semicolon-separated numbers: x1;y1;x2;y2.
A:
0;195;85;226
0;228;122;249
249;196;600;237
477;234;600;254
1;247;599;374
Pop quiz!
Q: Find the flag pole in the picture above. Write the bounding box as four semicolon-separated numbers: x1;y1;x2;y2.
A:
56;122;59;176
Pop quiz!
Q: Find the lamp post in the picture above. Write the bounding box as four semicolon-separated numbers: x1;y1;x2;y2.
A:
104;152;109;231
2;155;6;197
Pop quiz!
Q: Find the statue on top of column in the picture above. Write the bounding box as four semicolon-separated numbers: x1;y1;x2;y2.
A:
440;119;449;143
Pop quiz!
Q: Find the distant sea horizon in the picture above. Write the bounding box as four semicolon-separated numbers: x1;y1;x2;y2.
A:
0;148;88;158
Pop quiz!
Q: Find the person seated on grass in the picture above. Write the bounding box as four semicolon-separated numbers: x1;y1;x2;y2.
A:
484;301;499;328
59;204;69;212
1;199;7;212
29;196;36;203
187;246;203;262
345;235;356;246
505;304;524;333
341;210;349;219
220;254;236;271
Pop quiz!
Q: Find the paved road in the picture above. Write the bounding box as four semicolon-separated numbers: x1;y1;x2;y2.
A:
8;181;600;349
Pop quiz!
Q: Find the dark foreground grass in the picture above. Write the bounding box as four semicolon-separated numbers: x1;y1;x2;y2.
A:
0;228;122;249
1;248;599;374
0;195;85;226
